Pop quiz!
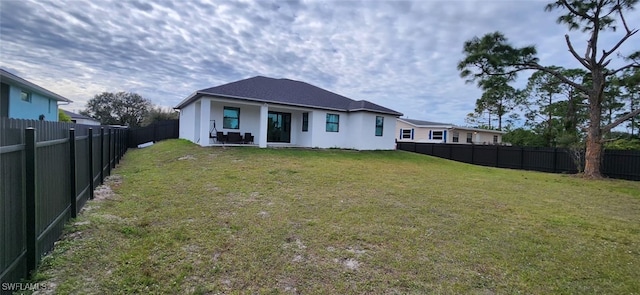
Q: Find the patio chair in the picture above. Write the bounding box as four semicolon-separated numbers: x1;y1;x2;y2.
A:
227;132;243;143
244;132;254;144
216;131;226;143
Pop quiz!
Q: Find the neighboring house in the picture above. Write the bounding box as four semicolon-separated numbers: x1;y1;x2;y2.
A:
175;76;403;150
61;109;101;125
397;118;506;145
1;68;72;121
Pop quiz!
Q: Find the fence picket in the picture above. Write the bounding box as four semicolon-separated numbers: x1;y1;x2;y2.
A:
69;129;77;219
24;128;37;274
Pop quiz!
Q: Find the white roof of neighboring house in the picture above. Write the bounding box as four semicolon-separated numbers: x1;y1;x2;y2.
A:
0;68;72;102
398;118;506;134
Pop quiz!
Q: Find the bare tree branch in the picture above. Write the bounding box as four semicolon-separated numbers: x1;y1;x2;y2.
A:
565;35;593;69
606;63;640;76
585;41;592;60
617;2;632;33
515;63;591;93
602;108;640;132
600;28;639;64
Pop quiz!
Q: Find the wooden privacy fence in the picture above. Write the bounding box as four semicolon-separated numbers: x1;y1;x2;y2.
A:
0;118;127;288
396;142;640;181
128;119;179;148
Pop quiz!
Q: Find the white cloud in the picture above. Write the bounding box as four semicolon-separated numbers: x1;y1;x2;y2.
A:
1;0;638;125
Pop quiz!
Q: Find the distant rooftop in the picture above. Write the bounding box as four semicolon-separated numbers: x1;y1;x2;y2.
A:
398;118;453;126
398;118;506;134
61;109;97;121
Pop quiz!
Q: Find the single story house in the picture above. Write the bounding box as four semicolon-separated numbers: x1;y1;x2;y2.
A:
397;118;506;145
175;76;403;150
61;109;101;125
1;68;72;121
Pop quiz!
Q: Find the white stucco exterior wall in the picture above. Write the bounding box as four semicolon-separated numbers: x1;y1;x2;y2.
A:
355;113;398;150
178;96;399;149
309;110;350;149
179;102;196;142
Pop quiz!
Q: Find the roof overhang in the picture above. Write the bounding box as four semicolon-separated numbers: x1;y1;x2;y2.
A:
397;118;453;128
450;126;507;134
0;69;72;103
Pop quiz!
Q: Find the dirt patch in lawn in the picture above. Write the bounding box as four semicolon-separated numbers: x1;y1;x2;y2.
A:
93;175;122;201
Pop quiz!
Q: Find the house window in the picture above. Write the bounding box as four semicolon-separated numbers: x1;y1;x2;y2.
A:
493;135;498;144
223;107;240;129
302;112;309;132
467;133;473;143
326;113;339;132
375;116;384;136
432;131;443;140
21;91;31;102
452;131;459;143
401;129;413;139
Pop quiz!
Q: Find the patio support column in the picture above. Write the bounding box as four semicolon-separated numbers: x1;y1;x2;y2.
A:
259;103;268;148
199;98;211;146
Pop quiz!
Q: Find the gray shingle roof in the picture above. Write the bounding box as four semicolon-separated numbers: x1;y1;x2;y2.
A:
175;76;402;116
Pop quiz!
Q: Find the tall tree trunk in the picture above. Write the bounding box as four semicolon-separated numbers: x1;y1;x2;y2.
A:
632;98;636;136
584;70;605;178
548;93;553;147
584;106;603;178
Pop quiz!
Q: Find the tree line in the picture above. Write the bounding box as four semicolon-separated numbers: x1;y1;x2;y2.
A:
458;0;639;178
80;92;178;128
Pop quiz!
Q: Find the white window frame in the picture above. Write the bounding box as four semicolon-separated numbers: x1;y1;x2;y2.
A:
21;90;32;102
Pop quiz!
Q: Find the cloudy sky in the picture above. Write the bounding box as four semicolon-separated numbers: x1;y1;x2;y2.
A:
1;0;638;125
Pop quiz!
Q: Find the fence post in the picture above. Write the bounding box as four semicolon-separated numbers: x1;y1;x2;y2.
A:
106;129;112;175
69;129;77;218
470;144;475;164
552;147;558;173
25;127;37;275
88;128;94;199
116;129;120;165
154;122;158;143
495;146;500;167
111;128;116;168
100;127;104;184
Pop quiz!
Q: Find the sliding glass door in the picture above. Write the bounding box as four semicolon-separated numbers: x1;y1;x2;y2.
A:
267;111;291;143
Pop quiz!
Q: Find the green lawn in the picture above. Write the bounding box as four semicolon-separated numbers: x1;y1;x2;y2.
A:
33;139;640;294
